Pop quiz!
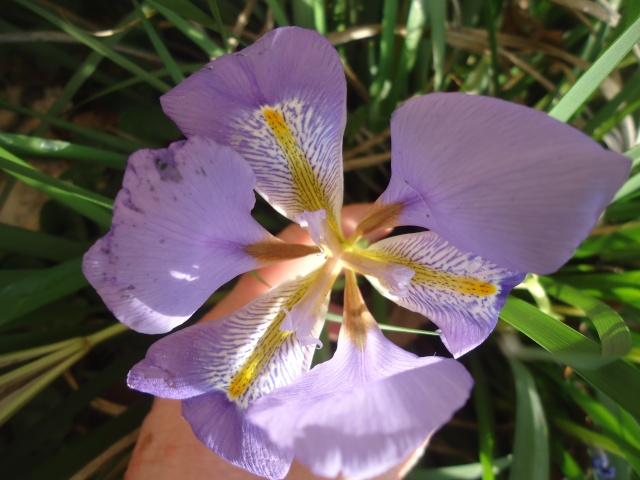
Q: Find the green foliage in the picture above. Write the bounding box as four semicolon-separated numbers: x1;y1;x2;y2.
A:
1;0;640;478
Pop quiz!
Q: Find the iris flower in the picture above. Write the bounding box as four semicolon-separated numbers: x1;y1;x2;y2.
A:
83;27;630;480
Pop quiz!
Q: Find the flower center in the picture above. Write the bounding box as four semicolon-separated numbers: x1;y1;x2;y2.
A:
296;209;417;298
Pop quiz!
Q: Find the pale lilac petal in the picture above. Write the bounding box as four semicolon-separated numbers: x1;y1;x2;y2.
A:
128;273;322;404
127;274;331;479
364;231;525;357
161;27;346;230
248;320;473;479
183;392;292;480
377;93;631;274
82;137;273;334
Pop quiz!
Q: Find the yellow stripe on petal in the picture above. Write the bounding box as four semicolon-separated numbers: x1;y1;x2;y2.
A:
228;321;291;398
354;249;497;297
263;109;341;236
228;274;313;400
356;231;525;357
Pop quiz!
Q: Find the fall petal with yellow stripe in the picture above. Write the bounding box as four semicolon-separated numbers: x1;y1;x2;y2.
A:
127;274;324;479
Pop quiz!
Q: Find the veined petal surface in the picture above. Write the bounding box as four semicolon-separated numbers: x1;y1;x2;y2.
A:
363;232;525;357
128;272;321;404
248;294;473;479
183;392;292;480
82;137;272;334
376;93;631;274
161;27;346;233
128;274;325;479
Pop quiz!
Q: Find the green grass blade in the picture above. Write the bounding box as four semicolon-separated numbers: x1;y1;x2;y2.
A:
583;67;640;137
483;0;500;95
33;11;139;136
0;348;87;428
614;171;640;202
150;0;222;34
149;1;225;57
407;456;512;479
371;0;399;103
0;147;113;228
313;0;327;35
508;359;549;480
624;143;640;168
78;63;203;107
291;0;315;29
426;0;446;91
549;14;640;122
0;224;85;262
206;0;230;52
135;0;184;84
391;0;427;105
554;417;625;457
0;133;127;169
542;279;632;358
559;381;640;472
0;352;139;474
0;100;147;152
264;0;290;26
0;258;88;328
470;358;496;480
500;298;640;422
551;439;586;480
15;0;171;93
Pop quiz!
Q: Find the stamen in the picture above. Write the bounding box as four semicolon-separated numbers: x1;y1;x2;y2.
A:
244;239;321;263
349;202;404;241
340;250;415;297
342;270;376;350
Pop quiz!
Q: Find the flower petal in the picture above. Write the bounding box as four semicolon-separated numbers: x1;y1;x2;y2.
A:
128;272;322;405
373;93;631;274
362;232;525;357
161;27;346;234
182;392;292;480
247;273;473;479
83;137;275;334
127;272;331;479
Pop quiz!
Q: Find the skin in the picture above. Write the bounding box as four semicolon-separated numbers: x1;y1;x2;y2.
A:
125;204;428;480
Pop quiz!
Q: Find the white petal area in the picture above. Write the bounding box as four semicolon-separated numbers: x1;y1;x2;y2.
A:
83;137;273;334
127;271;323;407
363;232;526;357
161;27;346;232
248;322;473;479
377;93;631;274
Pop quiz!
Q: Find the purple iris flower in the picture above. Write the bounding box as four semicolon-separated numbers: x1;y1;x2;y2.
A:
83;27;630;480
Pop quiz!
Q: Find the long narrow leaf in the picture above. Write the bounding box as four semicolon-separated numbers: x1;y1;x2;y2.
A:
500;298;640;422
0;100;146;152
15;0;171;93
0;224;85;262
0;147;113;227
426;0;446;90
149;0;225;57
135;0;184;84
542;278;632;358
0;258;88;328
549;14;640;122
0;133;126;169
508;359;549;480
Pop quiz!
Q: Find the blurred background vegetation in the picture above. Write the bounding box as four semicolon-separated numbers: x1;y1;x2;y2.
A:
1;0;640;479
